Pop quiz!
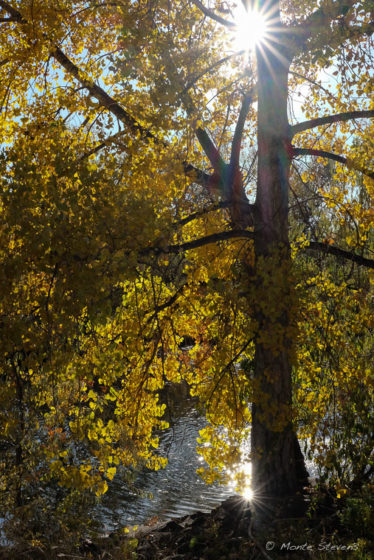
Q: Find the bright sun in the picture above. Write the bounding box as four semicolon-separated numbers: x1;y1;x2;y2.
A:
233;8;268;51
242;486;254;501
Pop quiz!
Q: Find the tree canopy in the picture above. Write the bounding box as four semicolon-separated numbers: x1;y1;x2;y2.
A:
0;0;373;547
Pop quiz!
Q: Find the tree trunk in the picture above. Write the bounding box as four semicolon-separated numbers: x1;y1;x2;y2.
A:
250;4;309;518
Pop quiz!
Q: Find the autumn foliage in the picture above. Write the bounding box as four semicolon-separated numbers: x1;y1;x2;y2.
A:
0;0;373;549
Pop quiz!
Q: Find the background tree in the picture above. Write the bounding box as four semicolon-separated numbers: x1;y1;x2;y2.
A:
0;0;373;542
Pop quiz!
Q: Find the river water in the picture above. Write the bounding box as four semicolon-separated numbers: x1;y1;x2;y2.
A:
0;387;317;540
94;384;317;532
95;407;235;532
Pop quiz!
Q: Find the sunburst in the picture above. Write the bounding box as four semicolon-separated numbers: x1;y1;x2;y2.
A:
232;5;268;52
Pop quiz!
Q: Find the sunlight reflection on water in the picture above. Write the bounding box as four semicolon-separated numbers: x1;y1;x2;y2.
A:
95;406;317;532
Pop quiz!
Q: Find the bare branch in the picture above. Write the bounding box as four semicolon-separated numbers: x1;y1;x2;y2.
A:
182;162;212;188
194;127;227;174
78;129;127;161
55;47;220;189
52;48;162;144
293;148;374;180
291;110;374;137
0;3;160;144
0;3;218;192
289;70;336;100
146;285;186;323
230;89;254;169
307;241;374;269
173;200;256;228
288;1;373;54
191;0;236;28
144;229;254;256
0;0;26;22
173;201;231;228
182;51;245;94
291;0;356;48
161;49;226;175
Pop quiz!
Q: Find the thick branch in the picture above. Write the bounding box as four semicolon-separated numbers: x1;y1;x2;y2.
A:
0;1;161;144
182;162;212;188
0;0;26;22
173;201;231;228
174;200;256;228
294;148;374;180
307;241;374;269
230;89;254;169
0;2;218;191
144;229;254;256
191;0;236;28
288;1;373;55
56;48;217;187
53;48;161;144
291;110;374;137
146;285;186;323
292;0;356;47
162;49;226;174
195;127;226;174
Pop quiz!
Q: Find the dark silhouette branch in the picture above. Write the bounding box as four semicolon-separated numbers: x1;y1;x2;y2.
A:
143;229;254;256
0;0;26;22
291;110;374;137
0;1;218;190
162;48;226;175
291;0;357;49
0;1;159;143
307;242;374;269
78;129;128;161
173;201;231;228
53;48;162;144
182;163;212;187
191;0;236;28
173;200;256;228
289;1;373;55
164;229;254;253
294;148;374;180
195;127;227;175
145;285;186;324
56;48;222;183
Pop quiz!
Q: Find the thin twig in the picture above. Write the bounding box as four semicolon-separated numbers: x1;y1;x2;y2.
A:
294;147;374;180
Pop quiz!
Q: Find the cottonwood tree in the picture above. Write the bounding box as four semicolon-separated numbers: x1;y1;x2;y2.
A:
0;0;373;533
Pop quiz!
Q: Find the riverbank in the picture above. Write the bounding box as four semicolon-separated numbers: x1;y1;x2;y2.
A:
1;487;372;559
75;491;373;559
122;493;371;560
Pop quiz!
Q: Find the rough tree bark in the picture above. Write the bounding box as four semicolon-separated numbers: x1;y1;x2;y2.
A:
250;0;309;517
